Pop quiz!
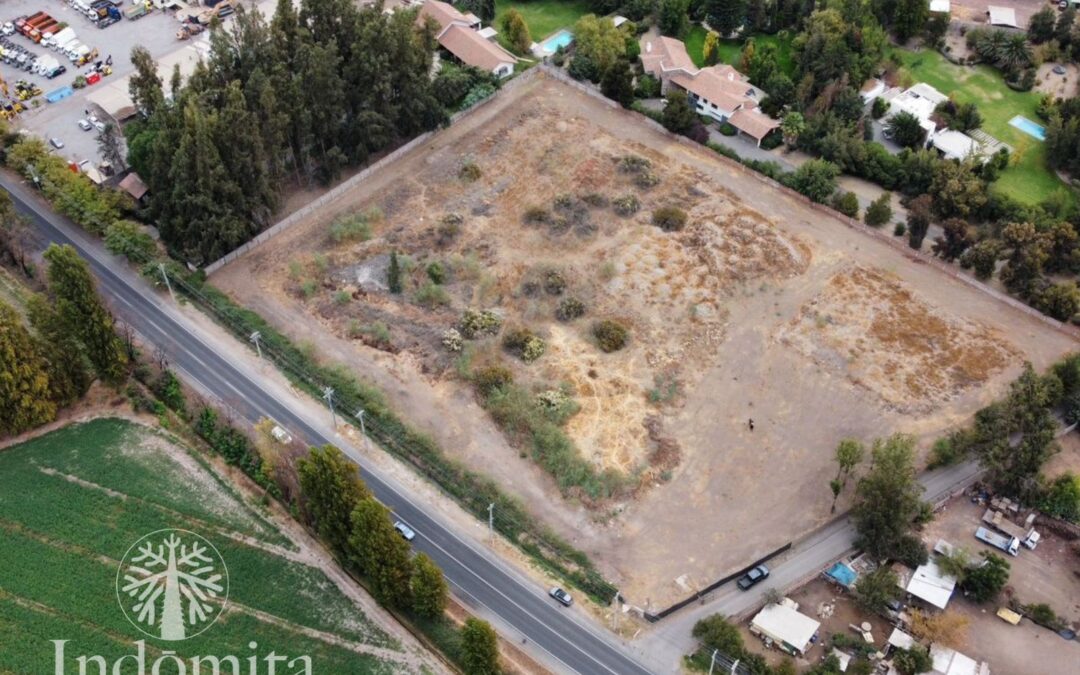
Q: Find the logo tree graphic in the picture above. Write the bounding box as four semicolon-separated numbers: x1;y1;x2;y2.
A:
118;530;227;640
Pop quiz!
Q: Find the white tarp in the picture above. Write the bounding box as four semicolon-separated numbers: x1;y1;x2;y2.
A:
929;0;950;12
987;6;1018;27
907;559;957;610
751;603;821;655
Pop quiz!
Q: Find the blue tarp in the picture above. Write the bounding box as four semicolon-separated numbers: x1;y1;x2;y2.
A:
825;562;857;588
45;86;74;103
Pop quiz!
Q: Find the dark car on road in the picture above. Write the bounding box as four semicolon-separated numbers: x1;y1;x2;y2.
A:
737;564;770;590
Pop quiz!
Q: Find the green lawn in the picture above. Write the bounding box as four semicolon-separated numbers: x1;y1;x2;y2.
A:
684;27;795;78
0;418;404;672
494;0;592;46
894;49;1072;206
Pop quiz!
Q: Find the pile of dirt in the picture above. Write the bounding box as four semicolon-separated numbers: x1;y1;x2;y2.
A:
777;265;1018;412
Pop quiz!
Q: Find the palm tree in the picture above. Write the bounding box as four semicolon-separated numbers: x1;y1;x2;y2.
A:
997;33;1032;71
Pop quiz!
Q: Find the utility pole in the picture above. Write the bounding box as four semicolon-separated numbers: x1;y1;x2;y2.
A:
249;331;262;359
487;502;495;545
611;591;621;631
708;649;718;675
730;660;740;675
159;263;174;302
322;386;336;428
354;409;366;437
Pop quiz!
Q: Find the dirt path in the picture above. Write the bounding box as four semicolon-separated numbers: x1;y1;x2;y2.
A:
211;74;1079;608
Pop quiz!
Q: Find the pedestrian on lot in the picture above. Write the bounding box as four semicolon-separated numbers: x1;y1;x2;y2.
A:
748;418;755;431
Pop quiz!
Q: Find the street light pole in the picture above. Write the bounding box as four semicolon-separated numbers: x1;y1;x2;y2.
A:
354;409;366;437
487;502;495;545
159;263;174;302
249;331;262;359
322;386;336;428
611;591;621;631
708;649;718;675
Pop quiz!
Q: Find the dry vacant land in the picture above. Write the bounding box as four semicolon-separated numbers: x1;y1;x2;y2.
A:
214;73;1077;607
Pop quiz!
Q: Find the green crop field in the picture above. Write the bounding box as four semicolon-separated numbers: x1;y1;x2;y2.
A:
0;418;420;673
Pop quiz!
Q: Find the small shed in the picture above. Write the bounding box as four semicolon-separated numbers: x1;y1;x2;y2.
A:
897;559;957;610
887;627;916;652
119;172;150;203
987;6;1018;27
929;0;950;13
750;603;821;656
930;644;990;675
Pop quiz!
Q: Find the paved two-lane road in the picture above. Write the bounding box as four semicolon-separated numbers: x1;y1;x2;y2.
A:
3;173;656;675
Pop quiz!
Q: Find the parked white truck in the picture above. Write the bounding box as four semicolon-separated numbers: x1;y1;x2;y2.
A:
49;27;77;51
975;526;1020;556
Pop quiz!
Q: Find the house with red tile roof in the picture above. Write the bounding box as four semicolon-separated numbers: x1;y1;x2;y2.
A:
640;35;780;146
417;0;518;78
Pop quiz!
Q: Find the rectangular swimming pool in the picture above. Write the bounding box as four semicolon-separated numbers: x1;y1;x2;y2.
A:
539;29;573;54
1008;115;1046;141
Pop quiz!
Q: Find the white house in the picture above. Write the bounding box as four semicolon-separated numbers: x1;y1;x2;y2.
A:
931;129;984;161
749;602;821;656
882;82;950;138
641;36;780;145
416;0;517;78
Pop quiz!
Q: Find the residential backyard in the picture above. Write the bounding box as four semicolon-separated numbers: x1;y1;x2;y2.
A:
684;26;795;77
494;0;591;43
894;49;1073;206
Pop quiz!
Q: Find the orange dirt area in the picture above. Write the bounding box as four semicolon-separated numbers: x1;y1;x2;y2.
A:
212;74;1077;607
779;265;1019;413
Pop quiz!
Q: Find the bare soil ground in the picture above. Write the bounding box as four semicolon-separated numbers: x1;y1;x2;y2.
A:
1035;62;1080;100
212;74;1078;607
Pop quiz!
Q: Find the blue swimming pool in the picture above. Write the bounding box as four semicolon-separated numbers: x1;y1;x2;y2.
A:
1009;115;1046;141
539;29;573;54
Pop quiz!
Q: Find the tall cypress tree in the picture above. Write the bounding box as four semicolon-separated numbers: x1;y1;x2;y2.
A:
349;498;414;608
26;294;92;407
0;300;56;436
42;244;127;385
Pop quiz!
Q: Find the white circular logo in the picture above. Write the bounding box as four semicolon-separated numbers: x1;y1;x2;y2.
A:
116;529;229;641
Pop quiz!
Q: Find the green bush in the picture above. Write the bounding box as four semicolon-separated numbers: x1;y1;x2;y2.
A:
329;212;374;243
652;206;688;232
635;171;661;188
472;364;513;395
555;297;586;321
593;320;629;353
426;261;446;285
414;281;450;308
459;161;482;182
333;290;351;305
618;155;652;173
612;195;640;217
893;222;907;237
543;270;566;296
832;191;860;218
104;220;156;262
459;309;502;338
503;327;546;363
872;97;889;119
864;193;893;227
719;122;737;136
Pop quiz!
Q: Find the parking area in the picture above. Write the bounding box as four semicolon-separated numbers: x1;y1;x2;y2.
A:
1;0;198;166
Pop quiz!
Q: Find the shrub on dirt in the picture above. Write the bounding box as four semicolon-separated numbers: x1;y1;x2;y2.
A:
441;328;463;352
593;320;629;353
333;290;351;305
618;155;652;174
426;261;447;285
414;281;450;308
459;309;502;338
329;208;381;244
652;206;688;232
524;206;550;224
459;161;482;182
580;192;609;208
553;194;575;210
436;213;463;246
831;191;860;219
613;195;640;217
635;171;660;189
536;388;580;424
300;280;318;299
556;296;586;321
503;327;546;363
893;222;907;237
543;270;567;296
472;364;513;396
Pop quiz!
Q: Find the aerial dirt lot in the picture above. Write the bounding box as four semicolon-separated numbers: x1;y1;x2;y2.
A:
213;73;1077;608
